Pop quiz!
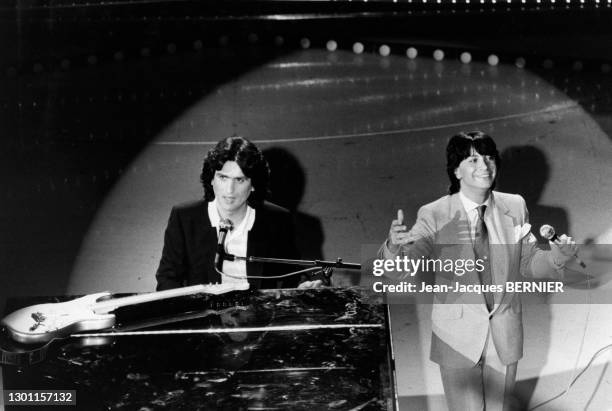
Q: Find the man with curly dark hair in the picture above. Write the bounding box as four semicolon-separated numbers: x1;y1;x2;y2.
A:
155;136;304;291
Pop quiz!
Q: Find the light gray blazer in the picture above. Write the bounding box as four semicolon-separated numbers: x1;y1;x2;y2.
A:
379;191;563;366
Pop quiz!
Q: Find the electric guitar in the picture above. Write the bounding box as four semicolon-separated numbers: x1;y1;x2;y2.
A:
1;282;249;345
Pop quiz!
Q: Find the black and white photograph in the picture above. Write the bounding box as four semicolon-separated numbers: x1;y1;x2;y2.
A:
1;1;612;409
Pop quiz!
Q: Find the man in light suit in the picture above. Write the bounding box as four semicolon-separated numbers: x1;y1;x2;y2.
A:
379;131;578;411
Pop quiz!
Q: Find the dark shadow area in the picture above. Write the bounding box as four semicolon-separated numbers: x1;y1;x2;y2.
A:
263;147;325;261
0;11;313;309
497;145;569;237
496;146;599;289
496;145;569;408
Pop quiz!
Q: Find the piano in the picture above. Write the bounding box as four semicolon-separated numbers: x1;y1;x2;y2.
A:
1;287;397;410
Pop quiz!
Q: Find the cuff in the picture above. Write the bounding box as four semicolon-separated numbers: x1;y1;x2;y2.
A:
382;239;401;259
548;252;567;277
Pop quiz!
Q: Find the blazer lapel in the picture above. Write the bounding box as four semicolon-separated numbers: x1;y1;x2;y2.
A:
491;192;517;246
488;193;516;310
246;214;264;290
448;194;472;245
201;208;222;284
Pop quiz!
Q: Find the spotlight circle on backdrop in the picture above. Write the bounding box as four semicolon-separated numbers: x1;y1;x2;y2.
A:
70;48;612;299
68;51;612;410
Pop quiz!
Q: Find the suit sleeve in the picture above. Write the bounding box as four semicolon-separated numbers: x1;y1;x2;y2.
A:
518;197;565;279
155;207;187;290
277;213;301;288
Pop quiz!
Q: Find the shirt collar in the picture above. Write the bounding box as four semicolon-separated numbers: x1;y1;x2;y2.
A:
207;199;255;231
208;200;221;228
458;190;492;214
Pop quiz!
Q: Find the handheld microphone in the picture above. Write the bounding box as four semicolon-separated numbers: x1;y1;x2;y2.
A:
215;218;234;271
539;224;586;268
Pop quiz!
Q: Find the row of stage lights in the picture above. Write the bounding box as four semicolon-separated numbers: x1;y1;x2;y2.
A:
315;39;612;73
2;36;611;112
4;32;612;77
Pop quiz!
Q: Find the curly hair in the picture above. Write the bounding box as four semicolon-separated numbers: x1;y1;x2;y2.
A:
200;136;270;207
446;131;501;194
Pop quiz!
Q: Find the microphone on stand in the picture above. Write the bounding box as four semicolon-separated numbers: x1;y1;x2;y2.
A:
215;218;234;272
539;224;586;268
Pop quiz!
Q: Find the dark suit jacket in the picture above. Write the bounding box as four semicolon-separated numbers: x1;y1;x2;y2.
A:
156;200;300;291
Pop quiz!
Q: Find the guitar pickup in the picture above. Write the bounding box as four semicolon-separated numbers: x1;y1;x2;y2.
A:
31;312;46;322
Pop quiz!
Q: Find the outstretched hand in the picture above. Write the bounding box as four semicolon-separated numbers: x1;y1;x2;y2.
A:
387;209;414;253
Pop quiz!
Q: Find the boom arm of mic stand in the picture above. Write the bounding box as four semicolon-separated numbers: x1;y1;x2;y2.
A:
242;256;361;270
224;254;360;284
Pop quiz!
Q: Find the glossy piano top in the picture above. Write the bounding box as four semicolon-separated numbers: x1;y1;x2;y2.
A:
2;287;395;411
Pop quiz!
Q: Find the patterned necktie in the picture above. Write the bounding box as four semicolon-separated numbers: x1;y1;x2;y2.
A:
474;205;493;310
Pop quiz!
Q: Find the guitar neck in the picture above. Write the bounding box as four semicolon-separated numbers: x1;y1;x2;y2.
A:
92;284;210;313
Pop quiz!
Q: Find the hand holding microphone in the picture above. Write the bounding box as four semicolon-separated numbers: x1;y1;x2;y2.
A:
539;224;586;268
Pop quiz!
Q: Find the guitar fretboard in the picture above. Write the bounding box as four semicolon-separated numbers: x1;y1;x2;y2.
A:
92;284;239;313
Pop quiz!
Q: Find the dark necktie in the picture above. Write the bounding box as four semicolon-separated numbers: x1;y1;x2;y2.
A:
474;205;493;310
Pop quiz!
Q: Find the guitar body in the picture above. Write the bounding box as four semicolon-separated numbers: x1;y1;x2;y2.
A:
1;292;116;344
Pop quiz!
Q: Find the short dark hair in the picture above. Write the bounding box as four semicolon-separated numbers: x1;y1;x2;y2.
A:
200;136;270;206
446;131;501;194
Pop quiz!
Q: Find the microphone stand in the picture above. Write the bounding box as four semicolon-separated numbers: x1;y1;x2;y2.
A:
245;256;360;270
225;254;361;285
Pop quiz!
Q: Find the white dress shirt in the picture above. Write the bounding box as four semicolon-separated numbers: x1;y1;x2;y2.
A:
208;200;255;287
458;190;492;243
